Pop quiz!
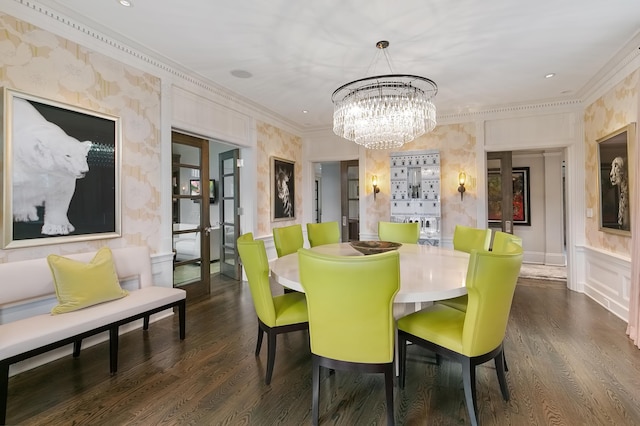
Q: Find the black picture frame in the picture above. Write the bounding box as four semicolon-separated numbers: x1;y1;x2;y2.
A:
271;156;295;221
597;123;634;236
1;88;121;248
190;179;217;204
487;167;531;226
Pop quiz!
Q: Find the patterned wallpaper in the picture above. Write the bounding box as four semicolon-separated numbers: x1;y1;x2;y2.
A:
363;122;478;237
0;13;161;261
584;69;638;256
256;120;303;237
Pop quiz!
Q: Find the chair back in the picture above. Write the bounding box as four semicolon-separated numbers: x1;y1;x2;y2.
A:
378;221;420;244
453;225;492;253
462;242;523;357
237;233;278;327
273;224;304;257
306;221;341;247
492;231;522;252
298;249;400;363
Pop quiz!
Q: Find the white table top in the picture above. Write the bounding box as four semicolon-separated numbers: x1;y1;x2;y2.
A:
270;242;470;304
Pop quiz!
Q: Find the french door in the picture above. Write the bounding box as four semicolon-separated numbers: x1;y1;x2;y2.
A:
172;131;211;299
219;149;241;280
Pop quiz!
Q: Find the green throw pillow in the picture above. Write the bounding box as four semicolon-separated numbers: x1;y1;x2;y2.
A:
47;247;128;314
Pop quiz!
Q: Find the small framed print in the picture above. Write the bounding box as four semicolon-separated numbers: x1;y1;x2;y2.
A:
271;157;295;221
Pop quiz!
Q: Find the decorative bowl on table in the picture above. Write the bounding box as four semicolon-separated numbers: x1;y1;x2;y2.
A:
349;241;402;255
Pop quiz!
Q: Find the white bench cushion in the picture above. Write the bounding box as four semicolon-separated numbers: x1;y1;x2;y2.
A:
0;286;184;361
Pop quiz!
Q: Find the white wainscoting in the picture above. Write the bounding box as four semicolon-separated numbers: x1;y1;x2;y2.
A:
582;246;631;322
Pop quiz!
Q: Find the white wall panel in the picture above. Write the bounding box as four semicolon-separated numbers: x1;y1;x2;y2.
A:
172;86;253;147
583;246;631;321
485;113;577;149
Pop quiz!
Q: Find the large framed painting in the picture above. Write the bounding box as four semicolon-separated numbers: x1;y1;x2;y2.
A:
271;156;295;221
488;167;531;226
1;88;121;248
597;123;635;236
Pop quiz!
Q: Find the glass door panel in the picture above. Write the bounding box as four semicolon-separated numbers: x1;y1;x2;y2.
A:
341;160;359;241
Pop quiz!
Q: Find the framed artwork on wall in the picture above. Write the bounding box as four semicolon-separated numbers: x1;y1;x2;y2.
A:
271;156;295;221
487;167;531;226
1;88;121;248
597;123;635;236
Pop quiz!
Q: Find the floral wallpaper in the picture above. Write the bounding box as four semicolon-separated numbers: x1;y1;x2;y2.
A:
363;122;478;237
584;69;638;256
256;121;303;237
0;13;161;261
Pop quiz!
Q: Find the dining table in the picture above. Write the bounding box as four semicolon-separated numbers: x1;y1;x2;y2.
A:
269;242;470;307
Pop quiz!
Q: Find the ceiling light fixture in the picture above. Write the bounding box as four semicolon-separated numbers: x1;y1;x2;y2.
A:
331;40;437;150
545;73;556;79
118;0;132;6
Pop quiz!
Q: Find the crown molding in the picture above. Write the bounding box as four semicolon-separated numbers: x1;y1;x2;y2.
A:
578;30;640;107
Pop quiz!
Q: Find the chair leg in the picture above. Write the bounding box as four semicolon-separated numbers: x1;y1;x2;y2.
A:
265;330;277;385
311;356;320;426
503;351;509;372
384;364;395;426
255;326;264;356
461;357;479;426
495;349;510;401
398;336;407;389
73;339;82;357
0;362;9;426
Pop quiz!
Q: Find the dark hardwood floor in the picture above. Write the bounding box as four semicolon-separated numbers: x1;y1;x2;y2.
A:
7;275;640;425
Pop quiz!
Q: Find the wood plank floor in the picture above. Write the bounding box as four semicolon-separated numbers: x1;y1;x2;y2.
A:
6;275;640;425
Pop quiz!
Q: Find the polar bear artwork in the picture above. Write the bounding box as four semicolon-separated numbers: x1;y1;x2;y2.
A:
12;98;92;236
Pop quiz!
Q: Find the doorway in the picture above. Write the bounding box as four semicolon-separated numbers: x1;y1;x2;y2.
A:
313;160;359;241
486;149;567;269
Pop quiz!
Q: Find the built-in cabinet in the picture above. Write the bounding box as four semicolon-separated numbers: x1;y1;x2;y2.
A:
390;150;441;245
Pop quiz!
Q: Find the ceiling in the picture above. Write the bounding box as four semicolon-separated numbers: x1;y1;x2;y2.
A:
35;0;640;130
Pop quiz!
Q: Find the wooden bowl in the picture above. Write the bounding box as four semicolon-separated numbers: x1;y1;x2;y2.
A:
349;241;402;255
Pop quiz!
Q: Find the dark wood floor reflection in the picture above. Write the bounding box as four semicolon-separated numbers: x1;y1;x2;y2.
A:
7;275;640;425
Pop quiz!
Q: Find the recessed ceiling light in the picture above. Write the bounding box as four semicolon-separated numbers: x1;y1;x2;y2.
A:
230;69;253;79
545;73;556;79
119;0;132;6
302;110;308;114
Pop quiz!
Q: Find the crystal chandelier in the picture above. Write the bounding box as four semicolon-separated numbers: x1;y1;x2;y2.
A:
332;41;438;150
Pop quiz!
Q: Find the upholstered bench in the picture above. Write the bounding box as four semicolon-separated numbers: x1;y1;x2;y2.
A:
0;246;186;425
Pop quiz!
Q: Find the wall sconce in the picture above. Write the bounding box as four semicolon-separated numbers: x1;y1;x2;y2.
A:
458;172;466;200
372;175;380;200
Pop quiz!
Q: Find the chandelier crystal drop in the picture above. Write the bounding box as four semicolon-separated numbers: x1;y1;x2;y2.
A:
332;41;437;150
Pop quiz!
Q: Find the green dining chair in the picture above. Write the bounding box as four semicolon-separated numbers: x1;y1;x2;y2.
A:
273;224;304;257
378;221;420;244
452;225;492;253
492;230;522;252
306;221;341;247
397;242;523;426
298;249;400;426
437;225;493;312
237;233;309;385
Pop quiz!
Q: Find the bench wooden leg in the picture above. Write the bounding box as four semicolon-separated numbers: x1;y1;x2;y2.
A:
109;327;119;375
73;340;82;357
178;300;186;340
0;362;8;426
143;315;150;330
